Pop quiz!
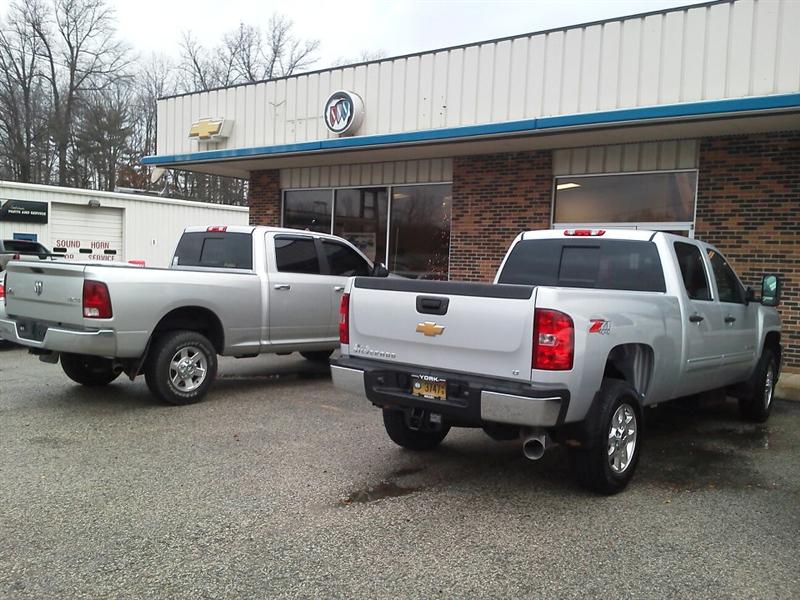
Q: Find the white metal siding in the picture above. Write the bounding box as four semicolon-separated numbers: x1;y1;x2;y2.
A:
552;140;699;175
0;182;249;267
280;158;453;189
157;0;800;157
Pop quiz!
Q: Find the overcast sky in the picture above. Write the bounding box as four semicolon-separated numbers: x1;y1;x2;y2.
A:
0;0;704;69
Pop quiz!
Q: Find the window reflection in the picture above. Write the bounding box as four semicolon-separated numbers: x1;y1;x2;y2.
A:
389;185;452;280
334;188;388;263
283;190;332;233
554;171;697;224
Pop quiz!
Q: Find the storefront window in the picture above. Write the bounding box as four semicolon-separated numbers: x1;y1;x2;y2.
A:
553;171;697;226
389;184;452;280
333;188;388;264
283;190;332;233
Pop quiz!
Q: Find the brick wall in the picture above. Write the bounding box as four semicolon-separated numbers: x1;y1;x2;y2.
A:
248;170;281;226
450;151;552;282
695;131;800;371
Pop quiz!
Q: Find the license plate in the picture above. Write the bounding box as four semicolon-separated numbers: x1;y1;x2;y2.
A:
411;376;447;400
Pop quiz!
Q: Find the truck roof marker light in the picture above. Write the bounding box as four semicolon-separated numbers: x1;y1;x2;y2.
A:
564;229;605;236
207;226;227;232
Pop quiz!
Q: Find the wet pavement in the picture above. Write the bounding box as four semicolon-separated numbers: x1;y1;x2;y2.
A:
0;346;798;599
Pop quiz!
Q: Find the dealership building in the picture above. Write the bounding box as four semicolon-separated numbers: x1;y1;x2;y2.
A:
143;0;800;369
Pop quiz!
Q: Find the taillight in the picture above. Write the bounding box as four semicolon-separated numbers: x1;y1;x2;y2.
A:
564;229;605;236
533;308;574;370
339;293;350;344
207;226;227;232
83;280;113;318
0;275;5;304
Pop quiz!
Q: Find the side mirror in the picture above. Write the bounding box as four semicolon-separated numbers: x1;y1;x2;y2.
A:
371;262;389;278
760;274;781;307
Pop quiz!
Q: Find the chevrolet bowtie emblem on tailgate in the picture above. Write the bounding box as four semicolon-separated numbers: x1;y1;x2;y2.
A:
416;321;445;336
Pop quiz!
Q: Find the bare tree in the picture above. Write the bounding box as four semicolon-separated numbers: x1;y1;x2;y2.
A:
331;49;388;68
0;0;51;183
180;15;319;90
29;0;131;186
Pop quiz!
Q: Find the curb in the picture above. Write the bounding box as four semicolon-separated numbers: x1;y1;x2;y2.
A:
776;373;800;402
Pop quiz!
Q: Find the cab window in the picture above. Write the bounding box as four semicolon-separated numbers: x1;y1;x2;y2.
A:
707;249;745;304
674;242;711;301
274;236;320;274
322;241;370;277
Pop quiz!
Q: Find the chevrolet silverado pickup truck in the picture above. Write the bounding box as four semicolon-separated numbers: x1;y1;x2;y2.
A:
331;229;783;494
1;226;387;404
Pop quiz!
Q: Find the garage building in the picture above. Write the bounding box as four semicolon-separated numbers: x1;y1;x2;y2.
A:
0;181;248;266
142;0;800;370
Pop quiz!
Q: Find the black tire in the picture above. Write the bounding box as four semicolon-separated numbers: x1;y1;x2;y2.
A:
144;330;217;405
300;350;334;363
569;379;642;495
60;353;120;387
738;349;777;423
382;408;450;451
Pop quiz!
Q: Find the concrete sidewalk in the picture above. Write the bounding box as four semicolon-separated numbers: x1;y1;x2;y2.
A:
777;372;800;402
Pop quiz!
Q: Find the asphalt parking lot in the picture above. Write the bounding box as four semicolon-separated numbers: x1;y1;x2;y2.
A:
1;346;798;599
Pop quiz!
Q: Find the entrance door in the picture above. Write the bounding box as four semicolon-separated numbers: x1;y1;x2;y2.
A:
50;203;123;261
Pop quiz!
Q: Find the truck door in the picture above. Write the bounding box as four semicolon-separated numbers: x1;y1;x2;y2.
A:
706;248;758;384
268;235;334;344
673;241;726;395
318;239;372;337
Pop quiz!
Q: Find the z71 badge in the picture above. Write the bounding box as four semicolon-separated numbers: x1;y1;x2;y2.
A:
589;319;611;334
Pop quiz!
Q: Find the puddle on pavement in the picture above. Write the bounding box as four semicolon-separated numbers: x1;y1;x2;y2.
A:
390;465;427;478
341;480;420;505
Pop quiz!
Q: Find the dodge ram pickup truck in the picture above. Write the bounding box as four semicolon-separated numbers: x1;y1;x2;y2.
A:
1;226;387;404
331;229;783;494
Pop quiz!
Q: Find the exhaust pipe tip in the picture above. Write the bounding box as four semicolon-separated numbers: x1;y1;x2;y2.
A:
522;438;546;461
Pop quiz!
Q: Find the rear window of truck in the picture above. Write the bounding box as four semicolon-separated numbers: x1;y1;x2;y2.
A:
497;239;666;292
173;232;253;270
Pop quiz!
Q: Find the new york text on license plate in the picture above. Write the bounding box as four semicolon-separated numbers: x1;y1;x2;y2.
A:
411;376;446;400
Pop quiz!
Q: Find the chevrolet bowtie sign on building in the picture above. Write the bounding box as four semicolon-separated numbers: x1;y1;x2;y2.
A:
188;118;232;142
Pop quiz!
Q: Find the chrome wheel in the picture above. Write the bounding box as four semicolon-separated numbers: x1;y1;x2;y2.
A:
607;403;638;474
763;368;774;410
169;346;208;392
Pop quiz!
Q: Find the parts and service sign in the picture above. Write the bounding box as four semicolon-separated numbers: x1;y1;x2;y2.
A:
323;90;364;135
0;199;48;224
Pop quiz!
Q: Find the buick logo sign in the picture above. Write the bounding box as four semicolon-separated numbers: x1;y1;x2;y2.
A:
323;90;364;135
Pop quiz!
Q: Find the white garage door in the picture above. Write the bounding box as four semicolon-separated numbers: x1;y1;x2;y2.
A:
51;203;124;262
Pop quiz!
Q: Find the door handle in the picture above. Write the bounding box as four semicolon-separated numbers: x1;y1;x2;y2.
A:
273;284;291;291
724;315;736;324
689;313;704;323
333;285;345;292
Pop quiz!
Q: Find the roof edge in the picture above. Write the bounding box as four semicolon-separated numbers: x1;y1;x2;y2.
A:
142;92;800;167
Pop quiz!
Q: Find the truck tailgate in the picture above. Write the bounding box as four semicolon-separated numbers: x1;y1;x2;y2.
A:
5;261;86;327
348;279;536;382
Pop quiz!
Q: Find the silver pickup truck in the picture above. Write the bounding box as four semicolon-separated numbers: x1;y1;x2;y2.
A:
332;229;783;494
1;225;387;404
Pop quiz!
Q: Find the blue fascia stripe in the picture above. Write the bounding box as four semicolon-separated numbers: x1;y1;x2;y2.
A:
141;93;800;166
